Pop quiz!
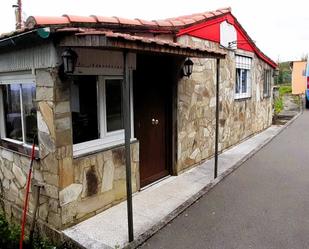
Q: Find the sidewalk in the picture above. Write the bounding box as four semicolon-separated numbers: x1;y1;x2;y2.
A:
63;120;297;249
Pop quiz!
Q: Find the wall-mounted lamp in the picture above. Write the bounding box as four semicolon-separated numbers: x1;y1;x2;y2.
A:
61;48;78;74
182;58;194;78
273;68;279;77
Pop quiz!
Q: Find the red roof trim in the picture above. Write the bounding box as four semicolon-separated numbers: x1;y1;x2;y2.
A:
177;16;227;37
177;13;277;68
230;14;277;68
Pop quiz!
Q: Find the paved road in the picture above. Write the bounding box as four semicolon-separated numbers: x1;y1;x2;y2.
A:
140;110;309;249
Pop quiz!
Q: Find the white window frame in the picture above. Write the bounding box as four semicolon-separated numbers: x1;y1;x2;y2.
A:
0;73;37;148
235;55;252;99
263;69;272;98
72;75;134;157
98;76;124;141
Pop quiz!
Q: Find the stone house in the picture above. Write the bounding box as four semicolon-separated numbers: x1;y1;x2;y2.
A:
0;7;276;237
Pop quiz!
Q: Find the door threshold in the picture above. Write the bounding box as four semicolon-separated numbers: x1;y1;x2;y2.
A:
140;175;173;191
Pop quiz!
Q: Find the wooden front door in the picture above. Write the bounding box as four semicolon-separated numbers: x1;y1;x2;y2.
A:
134;55;172;187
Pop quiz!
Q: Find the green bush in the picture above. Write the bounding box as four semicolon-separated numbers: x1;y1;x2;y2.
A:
0;212;59;249
274;97;283;114
274;85;293;115
0;212;20;249
279;85;292;96
0;211;79;249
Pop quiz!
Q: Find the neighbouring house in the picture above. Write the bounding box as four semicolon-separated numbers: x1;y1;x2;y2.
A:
0;7;276;239
291;60;307;94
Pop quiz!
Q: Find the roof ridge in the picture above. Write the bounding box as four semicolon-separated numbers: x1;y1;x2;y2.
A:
25;6;232;29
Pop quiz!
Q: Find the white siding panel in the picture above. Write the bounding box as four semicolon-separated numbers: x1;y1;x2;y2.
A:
0;43;59;73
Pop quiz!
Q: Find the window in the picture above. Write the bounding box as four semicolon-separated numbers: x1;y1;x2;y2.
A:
104;79;124;132
0;79;37;146
235;55;252;99
71;76;99;144
263;69;272;97
71;76;126;156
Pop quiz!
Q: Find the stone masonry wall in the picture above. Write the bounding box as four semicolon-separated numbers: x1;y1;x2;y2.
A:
177;36;273;173
60;143;139;227
0;67;140;233
0;68;63;232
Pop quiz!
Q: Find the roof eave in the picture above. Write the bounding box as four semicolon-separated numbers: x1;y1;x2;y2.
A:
59;34;226;59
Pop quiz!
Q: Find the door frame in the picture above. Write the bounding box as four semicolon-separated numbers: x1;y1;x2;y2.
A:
133;55;180;187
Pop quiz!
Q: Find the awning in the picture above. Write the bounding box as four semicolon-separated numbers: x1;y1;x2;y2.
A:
59;30;226;59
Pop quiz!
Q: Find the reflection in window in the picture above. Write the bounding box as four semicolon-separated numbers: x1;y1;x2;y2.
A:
3;84;22;141
71;76;125;150
71;76;99;144
105;79;123;132
2;83;37;144
241;69;247;93
263;70;271;97
236;69;241;94
22;84;37;144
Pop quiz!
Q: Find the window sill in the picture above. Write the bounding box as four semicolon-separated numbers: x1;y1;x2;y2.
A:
234;96;252;101
73;138;137;159
0;138;40;159
263;95;271;99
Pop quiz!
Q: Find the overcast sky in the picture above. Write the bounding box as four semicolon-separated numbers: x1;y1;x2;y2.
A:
0;0;308;62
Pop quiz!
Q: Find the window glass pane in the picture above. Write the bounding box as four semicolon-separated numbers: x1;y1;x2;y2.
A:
241;69;247;93
264;70;271;96
105;79;123;132
263;71;266;95
71;76;99;144
236;69;241;94
22;84;38;144
267;70;271;96
2;84;22;141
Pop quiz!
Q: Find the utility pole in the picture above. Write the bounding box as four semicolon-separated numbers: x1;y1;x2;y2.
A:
13;0;22;29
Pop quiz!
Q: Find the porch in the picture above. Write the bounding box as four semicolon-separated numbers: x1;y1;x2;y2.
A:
63;124;283;249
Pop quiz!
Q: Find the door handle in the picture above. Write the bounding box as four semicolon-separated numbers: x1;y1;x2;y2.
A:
152;118;159;125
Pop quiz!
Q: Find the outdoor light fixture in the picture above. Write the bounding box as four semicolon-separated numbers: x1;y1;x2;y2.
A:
61;48;78;74
182;58;194;78
273;68;280;77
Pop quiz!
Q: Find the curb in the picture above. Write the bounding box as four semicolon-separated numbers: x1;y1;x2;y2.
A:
126;112;302;249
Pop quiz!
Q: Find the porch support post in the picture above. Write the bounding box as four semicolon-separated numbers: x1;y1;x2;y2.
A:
214;58;220;179
122;51;134;242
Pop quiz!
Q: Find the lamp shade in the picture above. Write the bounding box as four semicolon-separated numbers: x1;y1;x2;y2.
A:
61;49;78;74
183;58;194;77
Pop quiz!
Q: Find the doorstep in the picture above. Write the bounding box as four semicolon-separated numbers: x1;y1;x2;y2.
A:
62;117;299;249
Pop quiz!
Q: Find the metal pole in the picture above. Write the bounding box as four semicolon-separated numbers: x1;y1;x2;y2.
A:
17;0;22;29
29;184;42;247
214;58;220;179
122;51;134;242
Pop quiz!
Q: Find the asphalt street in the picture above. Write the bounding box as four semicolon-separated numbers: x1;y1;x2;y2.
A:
140;110;309;249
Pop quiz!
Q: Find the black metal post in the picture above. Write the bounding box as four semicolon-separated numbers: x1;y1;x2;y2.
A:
214;58;220;179
122;51;134;242
29;184;42;247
